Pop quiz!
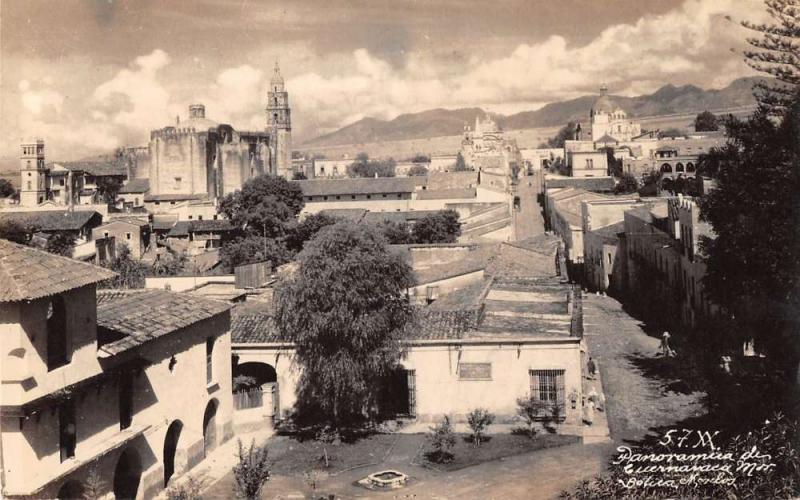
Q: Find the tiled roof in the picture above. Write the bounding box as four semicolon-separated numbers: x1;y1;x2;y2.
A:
152;219;177;231
363;210;443;224
51;160;127;177
96;289;230;356
410;308;482;340
0;210;102;231
297;178;417;197
485;243;559;279
230;304;483;344
318;209;367;222
167;220;234;237
590;221;626;243
506;234;561;256
426;171;478;190
544;177;615;192
144;193;207;202
98;218;150;228
0;239;116;302
416;188;476;200
594;134;619;143
231;303;282;344
119;178;150;194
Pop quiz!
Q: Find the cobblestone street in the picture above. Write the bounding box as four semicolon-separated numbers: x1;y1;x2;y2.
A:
582;294;707;443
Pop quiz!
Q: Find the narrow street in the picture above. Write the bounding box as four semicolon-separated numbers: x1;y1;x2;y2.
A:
582;294;706;443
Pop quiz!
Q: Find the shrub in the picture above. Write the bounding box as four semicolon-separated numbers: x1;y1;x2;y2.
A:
466;408;495;446
166;475;205;500
516;396;549;438
233;439;270;500
316;425;341;468
427;416;456;463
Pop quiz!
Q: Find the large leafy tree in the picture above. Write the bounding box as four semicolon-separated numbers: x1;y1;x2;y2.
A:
218;175;303;269
411;210;461;244
694;111;719;132
346;153;397;178
613;172;638;194
44;232;76;257
95;177;123;204
407;164;429;176
544;122;577;148
453;152;469;171
219;235;292;271
742;0;800;114
379;220;412;244
218;175;304;239
101;244;147;289
0;220;33;244
284;213;337;253
0;179;15;198
698;98;800;380
274;222;413;428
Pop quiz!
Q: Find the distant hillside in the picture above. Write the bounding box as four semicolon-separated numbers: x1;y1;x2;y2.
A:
301;77;765;148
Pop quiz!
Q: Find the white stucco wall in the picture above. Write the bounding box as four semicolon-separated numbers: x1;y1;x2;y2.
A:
0;289;233;499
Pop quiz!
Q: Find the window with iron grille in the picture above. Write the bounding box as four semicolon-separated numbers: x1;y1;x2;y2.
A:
529;369;566;419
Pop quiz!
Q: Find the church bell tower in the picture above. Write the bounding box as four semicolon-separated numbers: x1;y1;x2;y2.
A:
19;138;47;207
267;62;292;179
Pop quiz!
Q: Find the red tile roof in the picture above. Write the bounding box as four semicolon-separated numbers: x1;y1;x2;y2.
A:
0;239;116;301
297;178;417;196
97;289;230;356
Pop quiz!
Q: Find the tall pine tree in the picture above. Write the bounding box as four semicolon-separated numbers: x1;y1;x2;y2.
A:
743;0;800;114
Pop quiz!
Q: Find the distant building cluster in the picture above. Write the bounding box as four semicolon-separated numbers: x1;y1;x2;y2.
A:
16;63;293;214
460;115;523;192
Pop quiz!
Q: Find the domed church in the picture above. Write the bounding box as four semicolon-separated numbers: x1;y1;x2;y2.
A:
589;84;641;142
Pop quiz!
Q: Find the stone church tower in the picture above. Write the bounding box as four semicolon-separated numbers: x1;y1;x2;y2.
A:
266;62;292;178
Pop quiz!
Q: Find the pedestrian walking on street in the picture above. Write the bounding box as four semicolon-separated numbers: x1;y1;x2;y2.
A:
583;398;595;425
660;331;672;357
587;357;597;379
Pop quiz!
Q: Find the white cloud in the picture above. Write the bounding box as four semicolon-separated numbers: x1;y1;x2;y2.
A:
19;81;64;115
287;0;767;137
1;0;772;157
93;49;172;129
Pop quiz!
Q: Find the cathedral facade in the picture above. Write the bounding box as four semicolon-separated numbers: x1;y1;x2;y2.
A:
589;85;641;142
141;63;293;201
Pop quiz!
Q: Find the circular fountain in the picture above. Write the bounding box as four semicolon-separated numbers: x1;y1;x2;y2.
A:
358;470;409;490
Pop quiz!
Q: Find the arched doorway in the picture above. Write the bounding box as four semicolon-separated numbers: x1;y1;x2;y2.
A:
163;420;183;487
202;399;218;458
233;362;277;386
57;480;84;499
113;448;142;500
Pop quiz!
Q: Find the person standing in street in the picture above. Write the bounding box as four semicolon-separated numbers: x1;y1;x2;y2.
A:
587;357;597;379
661;331;672;357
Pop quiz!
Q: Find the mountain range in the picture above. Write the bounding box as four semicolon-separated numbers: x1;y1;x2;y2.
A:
301;77;765;148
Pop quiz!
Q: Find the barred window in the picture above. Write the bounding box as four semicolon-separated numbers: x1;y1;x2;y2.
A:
529;369;565;417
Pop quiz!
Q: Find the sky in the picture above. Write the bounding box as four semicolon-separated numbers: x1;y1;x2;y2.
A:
0;0;769;161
